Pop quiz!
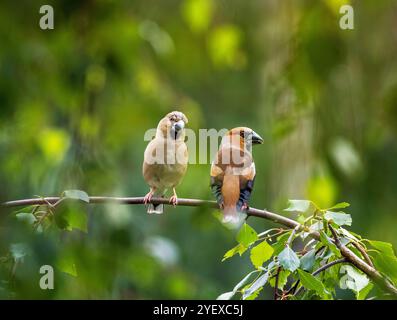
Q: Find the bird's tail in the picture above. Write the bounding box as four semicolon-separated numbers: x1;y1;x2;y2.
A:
147;203;164;214
222;206;245;229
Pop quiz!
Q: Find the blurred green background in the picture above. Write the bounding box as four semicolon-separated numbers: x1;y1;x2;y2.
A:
0;0;397;299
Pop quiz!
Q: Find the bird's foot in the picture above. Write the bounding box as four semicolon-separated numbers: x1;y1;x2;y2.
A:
143;191;154;205
241;203;249;212
169;195;178;207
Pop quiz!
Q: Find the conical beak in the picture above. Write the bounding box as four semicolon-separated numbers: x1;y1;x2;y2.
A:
251;131;264;144
173;120;185;132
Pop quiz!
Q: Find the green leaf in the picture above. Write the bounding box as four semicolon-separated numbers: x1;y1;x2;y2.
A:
309;221;323;233
300;249;316;271
339;228;359;241
324;211;352;226
243;288;262;300
297;269;329;299
368;240;397;284
356;282;373;300
222;243;247;261
278;246;300;272
297;214;306;224
327;202;350;210
271;232;291;255
15;212;37;225
268;269;290;289
319;231;340;256
339;265;369;293
242;272;269;300
233;270;259;293
64;209;88;233
63;190;90;203
57;252;78;277
216;291;234;300
250;240;274;269
369;240;396;256
236;223;258;248
284;200;312;213
218;270;259;300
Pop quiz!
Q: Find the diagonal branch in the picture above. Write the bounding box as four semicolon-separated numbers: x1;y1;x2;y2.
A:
2;196;397;298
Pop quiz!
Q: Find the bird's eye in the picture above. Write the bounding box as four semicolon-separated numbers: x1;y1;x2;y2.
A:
240;131;245;139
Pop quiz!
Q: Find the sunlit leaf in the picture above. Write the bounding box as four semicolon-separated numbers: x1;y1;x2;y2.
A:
327;202;350;210
250;240;274;269
268;269;290;289
243;288;262;300
57;253;78;277
324;211;352;226
236;223;258;248
222;243;247;262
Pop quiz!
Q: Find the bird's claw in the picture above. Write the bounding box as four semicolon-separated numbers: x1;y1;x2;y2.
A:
143;191;154;205
241;203;249;212
169;195;178;207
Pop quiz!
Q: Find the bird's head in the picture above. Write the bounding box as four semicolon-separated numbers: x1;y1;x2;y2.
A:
223;127;264;150
157;111;188;141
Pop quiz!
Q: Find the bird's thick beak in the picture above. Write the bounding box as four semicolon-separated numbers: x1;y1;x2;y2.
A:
173;120;185;132
251;131;264;144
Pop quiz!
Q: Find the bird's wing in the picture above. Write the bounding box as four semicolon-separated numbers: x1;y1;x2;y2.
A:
237;162;256;210
143;138;164;188
143;138;189;189
210;145;255;208
210;160;224;206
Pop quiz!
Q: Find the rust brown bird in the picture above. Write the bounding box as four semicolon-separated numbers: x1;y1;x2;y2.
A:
143;111;189;214
210;127;263;227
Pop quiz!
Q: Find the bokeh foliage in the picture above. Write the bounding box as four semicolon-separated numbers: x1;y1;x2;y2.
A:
0;0;397;299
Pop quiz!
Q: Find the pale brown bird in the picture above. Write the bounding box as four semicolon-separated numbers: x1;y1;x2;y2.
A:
210;127;263;227
143;111;189;214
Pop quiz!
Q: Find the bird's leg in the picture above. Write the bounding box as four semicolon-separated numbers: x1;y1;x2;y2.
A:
143;188;155;205
169;188;178;207
241;203;249;212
